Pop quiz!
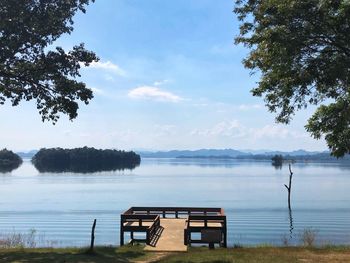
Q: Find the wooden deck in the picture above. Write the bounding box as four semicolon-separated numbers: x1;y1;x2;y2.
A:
144;219;187;252
120;207;227;250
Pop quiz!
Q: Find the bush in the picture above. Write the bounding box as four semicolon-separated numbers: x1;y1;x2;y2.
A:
0;229;37;248
300;228;318;247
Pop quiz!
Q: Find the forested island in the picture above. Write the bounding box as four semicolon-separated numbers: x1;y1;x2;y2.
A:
32;147;141;173
0;149;23;173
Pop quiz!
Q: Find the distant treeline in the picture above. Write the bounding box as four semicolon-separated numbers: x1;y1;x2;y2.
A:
32;147;141;173
176;153;350;163
236;153;350;163
0;149;22;173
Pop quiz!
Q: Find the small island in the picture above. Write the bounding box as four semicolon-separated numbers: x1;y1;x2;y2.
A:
0;149;23;173
32;147;141;173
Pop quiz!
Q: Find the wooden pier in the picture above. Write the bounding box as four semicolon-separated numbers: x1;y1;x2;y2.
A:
120;207;227;251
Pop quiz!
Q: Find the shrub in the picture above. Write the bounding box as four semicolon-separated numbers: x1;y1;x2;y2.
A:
300;228;318;247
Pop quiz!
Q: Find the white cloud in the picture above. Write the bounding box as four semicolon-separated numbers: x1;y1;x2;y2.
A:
191;120;246;138
153;79;170;86
238;104;263;111
154;124;177;136
190;121;308;141
252;125;308;140
89;87;105;95
128;86;183;102
88;61;126;76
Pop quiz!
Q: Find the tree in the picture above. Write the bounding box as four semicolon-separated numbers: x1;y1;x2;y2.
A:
0;0;98;123
271;154;283;167
234;0;350;157
0;148;23;172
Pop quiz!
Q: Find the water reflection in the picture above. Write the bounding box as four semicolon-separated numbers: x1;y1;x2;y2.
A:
272;163;282;170
0;162;23;173
288;207;294;239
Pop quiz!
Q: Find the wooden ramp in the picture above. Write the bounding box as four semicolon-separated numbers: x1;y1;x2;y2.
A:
144;219;187;252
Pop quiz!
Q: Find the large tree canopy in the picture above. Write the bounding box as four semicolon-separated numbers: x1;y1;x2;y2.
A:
234;0;350;157
0;0;98;123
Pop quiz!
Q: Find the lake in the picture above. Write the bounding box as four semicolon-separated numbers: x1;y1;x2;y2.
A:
0;158;349;247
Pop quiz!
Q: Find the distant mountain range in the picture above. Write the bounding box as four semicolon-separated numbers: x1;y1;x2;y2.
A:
137;149;327;158
18;148;346;162
16;150;38;158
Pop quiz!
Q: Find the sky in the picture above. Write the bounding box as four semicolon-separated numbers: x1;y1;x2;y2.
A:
1;0;327;152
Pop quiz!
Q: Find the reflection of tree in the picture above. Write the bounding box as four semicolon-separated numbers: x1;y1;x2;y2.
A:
272;163;282;170
288;206;294;239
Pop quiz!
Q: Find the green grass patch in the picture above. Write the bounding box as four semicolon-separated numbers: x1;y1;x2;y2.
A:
0;245;153;263
1;246;350;263
156;247;350;263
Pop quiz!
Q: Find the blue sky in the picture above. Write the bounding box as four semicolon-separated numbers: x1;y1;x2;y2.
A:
1;0;327;152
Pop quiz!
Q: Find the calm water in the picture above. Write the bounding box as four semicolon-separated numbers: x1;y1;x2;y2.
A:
0;158;349;247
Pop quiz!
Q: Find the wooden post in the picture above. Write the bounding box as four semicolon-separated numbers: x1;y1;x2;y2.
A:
120;217;124;246
223;219;227;248
130;232;134;245
89;219;97;252
146;230;150;245
284;164;293;210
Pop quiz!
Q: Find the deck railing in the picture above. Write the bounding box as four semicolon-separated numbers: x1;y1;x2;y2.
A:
125;206;224;218
120;214;160;245
185;214;227;247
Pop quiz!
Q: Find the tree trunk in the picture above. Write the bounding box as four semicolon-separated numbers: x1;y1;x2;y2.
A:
89;219;97;252
284;164;293;210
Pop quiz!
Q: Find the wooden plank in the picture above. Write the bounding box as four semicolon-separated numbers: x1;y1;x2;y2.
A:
144;219;187;252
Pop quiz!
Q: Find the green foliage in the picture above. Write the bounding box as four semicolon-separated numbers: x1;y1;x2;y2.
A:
32;147;141;173
0;0;98;123
0;148;22;172
234;0;350;157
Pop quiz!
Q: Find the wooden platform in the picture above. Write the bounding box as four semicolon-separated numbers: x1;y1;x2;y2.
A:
120;207;227;250
144;219;187;252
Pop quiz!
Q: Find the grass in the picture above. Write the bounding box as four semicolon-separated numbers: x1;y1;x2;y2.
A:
157;246;350;263
0;245;154;263
0;246;350;263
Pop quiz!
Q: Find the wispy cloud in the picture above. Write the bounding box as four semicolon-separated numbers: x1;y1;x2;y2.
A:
128;86;183;102
153;79;171;86
88;61;126;76
89;86;105;95
252;125;308;140
238;104;263;111
191;121;308;141
191;120;246;138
